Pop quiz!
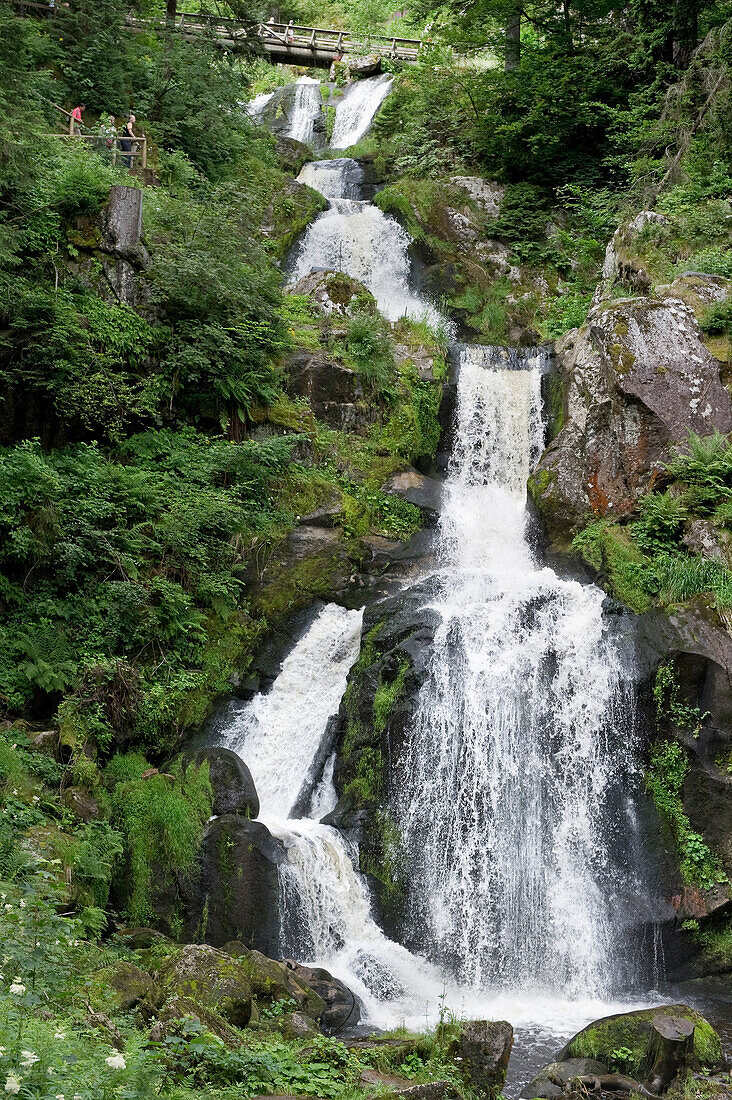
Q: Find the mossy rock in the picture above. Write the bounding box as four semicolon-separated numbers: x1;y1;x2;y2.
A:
559;1004;722;1076
222;943;325;1020
85;961;160;1014
157;943;255;1027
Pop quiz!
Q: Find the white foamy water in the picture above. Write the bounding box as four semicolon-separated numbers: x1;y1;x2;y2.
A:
219;604;363;819
330;73;393;148
291;156;439;323
247;90;276;124
398;346;642;998
288;76;323;145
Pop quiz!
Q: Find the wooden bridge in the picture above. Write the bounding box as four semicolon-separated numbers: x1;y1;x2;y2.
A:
16;2;423;68
130;13;425;67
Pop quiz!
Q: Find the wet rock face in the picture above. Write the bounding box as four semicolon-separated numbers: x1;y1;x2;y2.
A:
448;1020;514;1099
531;293;732;550
185;816;284;953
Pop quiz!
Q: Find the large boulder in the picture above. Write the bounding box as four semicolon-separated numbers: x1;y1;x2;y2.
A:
224;945;325;1021
289;271;377;317
286;349;364;431
381;469;442;518
178;747;259;819
86;961;160;1016
447;1020;514;1099
520;1058;608;1099
156;944;255;1028
557;1004;722;1075
185;816;284;953
283;959;361;1032
530;294;732;553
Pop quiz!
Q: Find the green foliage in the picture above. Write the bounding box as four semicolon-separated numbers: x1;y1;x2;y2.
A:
646;738;726;889
653;662;707;736
110;757;213;923
345;309;396;397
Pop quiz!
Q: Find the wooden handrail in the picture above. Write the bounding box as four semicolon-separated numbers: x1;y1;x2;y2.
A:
46;132;147;168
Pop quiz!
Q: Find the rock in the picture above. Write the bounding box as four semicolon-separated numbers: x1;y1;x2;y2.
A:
558;1004;722;1072
150;994;242;1047
286;349;366;431
299;501;342;527
224;945;325;1020
289;271;377;317
157;944;254;1028
87;961;160;1015
346;54;382;77
178;747;259;819
283;960;361;1032
277;1011;321;1039
448;1020;513;1098
27;730;58;756
274;134;311;171
185;816;284;953
450;177;505;217
531;296;732;551
600;211;670;295
669;884;731;922
520;1059;608;1099
381;469;442;516
85;1011;125;1050
396;1083;461;1100
62;786;102;821
114;926;170;951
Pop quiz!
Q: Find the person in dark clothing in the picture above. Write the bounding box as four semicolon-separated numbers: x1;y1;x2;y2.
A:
119;114;137;168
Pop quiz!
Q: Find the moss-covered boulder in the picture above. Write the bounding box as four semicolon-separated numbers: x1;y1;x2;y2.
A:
558;1004;722;1077
156;944;255;1028
176;747;259;819
520;1058;608;1099
447;1020;513;1099
150;994;243;1047
85;961;160;1015
223;944;325;1021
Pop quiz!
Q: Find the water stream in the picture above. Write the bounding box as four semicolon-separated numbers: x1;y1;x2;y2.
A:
219;74;670;1089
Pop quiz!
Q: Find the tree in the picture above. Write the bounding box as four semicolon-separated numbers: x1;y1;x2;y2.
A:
505;3;521;70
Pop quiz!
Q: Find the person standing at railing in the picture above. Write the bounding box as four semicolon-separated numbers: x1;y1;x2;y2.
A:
70;103;85;135
286;19;294;42
119;114;138;168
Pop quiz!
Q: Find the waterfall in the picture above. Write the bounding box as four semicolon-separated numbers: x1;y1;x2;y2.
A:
292;157;440;324
288;76;323;145
397;346;640;998
219;603;363;819
246;91;276;124
330;73;393;149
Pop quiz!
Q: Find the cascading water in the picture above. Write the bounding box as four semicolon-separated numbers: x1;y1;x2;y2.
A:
397;346;644;998
292;158;440;323
226;70;666;1076
286;76;323;145
330;72;393;149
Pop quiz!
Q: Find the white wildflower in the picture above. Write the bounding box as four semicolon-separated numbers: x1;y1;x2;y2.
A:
4;1073;21;1095
17;900;25;909
54;1031;66;1040
105;1054;126;1071
56;1094;65;1100
47;1067;55;1076
9;983;26;996
3;906;12;913
20;1051;38;1068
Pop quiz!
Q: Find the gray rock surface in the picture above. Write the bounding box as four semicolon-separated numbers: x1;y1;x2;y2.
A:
448;1020;514;1099
520;1059;608;1099
531;292;732;549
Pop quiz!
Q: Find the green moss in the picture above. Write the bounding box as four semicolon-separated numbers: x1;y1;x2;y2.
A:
566;1006;722;1076
572;520;652;612
373;658;410;735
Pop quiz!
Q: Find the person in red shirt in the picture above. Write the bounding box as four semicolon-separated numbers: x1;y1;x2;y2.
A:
71;104;85;135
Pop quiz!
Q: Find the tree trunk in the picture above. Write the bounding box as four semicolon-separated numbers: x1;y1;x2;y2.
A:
643;1015;695;1095
166;0;177;25
673;0;699;69
505;4;521;71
